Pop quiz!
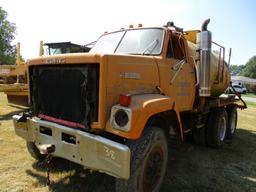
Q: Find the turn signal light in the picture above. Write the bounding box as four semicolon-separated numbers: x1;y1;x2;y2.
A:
119;94;131;107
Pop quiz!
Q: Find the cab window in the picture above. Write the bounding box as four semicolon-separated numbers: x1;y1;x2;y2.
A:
167;33;185;60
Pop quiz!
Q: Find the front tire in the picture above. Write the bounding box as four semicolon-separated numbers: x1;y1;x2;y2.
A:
115;127;168;192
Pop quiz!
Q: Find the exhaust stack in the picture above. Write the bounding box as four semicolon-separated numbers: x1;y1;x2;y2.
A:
199;19;212;96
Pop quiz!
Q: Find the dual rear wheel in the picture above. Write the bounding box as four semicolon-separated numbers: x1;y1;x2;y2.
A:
194;106;237;148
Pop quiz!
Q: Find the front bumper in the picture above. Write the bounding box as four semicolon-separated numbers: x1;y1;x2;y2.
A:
13;115;130;179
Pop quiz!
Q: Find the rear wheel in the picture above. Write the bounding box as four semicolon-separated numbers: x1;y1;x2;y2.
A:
26;142;46;161
115;127;168;192
206;108;227;148
226;106;237;139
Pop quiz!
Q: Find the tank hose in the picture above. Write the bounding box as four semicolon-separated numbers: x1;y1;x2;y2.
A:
230;85;247;109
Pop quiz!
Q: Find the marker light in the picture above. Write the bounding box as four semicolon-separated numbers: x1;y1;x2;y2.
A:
119;94;131;107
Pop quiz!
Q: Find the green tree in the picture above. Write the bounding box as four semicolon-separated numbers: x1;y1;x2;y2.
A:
230;64;245;76
0;6;16;64
241;56;256;79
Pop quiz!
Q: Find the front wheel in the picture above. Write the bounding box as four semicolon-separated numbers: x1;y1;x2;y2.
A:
115;127;168;192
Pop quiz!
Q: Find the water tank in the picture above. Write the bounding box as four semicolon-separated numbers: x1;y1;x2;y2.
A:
187;41;231;97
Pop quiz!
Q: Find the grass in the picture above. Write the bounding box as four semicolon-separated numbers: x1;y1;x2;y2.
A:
244;93;256;98
0;92;256;192
246;101;256;108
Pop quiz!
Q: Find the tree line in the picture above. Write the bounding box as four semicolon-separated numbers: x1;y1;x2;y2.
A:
230;56;256;79
0;6;16;64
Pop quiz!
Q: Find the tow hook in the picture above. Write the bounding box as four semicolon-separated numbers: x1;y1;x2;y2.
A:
38;144;55;185
17;112;31;122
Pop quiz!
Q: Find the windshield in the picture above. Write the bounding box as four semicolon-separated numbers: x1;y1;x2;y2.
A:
90;28;164;55
46;47;71;55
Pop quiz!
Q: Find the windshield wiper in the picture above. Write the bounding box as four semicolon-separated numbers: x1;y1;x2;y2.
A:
142;39;159;55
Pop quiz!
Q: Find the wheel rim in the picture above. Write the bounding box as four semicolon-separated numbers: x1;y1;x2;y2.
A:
230;111;237;134
143;146;164;192
220;116;227;141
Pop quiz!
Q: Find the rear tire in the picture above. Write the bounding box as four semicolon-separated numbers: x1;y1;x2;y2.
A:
26;142;46;161
115;127;168;192
206;108;227;148
226;106;237;139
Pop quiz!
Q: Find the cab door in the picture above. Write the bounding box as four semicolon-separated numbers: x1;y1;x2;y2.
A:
164;32;196;111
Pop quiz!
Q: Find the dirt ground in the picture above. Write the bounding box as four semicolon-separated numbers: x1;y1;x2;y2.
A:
0;92;256;192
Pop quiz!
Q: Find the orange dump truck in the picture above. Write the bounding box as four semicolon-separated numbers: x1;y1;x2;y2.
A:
13;19;246;192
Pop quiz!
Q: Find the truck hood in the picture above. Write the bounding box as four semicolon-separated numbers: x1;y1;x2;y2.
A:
27;53;104;66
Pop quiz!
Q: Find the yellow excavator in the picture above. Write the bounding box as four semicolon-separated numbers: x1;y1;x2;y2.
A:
0;43;28;106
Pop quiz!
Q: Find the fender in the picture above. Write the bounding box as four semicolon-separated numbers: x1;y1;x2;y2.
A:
106;94;183;140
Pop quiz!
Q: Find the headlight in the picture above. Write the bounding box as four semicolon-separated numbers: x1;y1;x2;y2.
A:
114;109;129;127
111;105;132;132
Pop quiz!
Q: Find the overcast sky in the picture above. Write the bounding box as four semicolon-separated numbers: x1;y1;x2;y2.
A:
0;0;255;65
